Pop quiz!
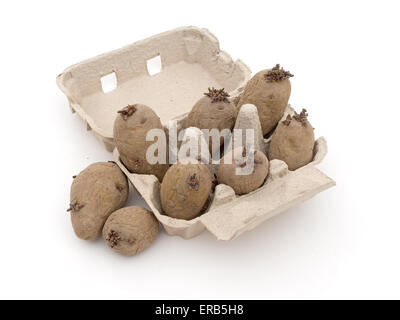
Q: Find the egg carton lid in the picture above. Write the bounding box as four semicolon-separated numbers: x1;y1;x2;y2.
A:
57;26;251;151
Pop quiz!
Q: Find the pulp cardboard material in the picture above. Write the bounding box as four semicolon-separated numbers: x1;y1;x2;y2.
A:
57;26;335;240
57;26;250;151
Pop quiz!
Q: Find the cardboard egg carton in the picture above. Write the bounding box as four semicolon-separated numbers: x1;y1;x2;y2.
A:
57;26;335;240
113;104;334;240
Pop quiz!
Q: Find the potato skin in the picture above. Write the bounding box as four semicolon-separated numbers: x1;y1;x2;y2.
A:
69;162;129;241
268;118;315;170
102;206;158;256
113;104;169;181
237;70;291;135
187;95;237;150
160;163;212;220
217;148;269;195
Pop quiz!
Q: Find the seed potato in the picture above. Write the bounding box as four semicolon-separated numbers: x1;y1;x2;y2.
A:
187;88;237;152
113;104;169;181
268;109;315;170
237;64;293;135
103;206;159;256
217;147;269;195
68;162;129;240
160;163;212;220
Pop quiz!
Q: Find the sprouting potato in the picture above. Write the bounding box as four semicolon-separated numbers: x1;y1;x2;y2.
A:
217;147;269;195
237;64;293;135
268;108;315;170
113;104;169;181
68;162;129;240
160;163;212;220
187;88;237;152
103;206;159;256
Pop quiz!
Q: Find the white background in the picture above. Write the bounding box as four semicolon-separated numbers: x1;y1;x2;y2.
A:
0;0;399;299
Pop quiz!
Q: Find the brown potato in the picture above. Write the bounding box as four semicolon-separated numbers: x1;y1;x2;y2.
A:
103;206;158;256
237;64;293;135
160;163;212;220
187;88;236;152
68;162;129;240
217;147;269;195
268;109;315;170
113;104;169;181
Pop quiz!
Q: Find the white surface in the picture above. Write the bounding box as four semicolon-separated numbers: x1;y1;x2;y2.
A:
0;0;399;299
